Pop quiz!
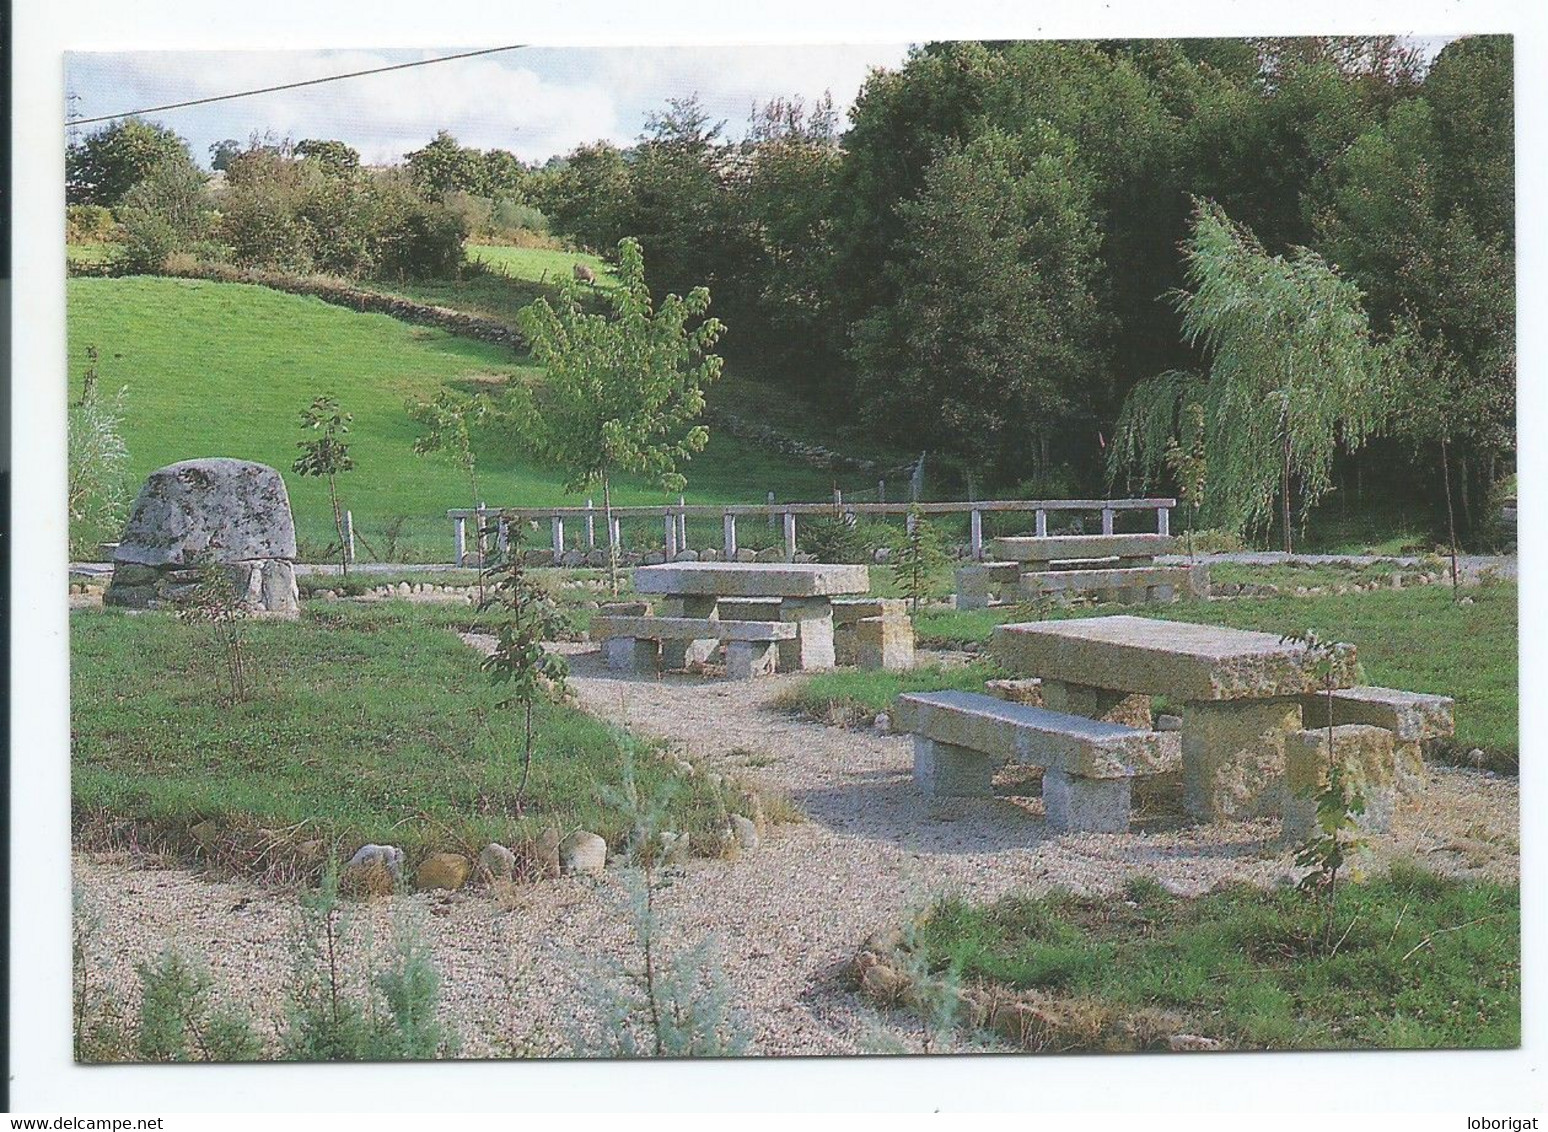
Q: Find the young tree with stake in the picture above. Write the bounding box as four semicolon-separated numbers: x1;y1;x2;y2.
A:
293;395;356;574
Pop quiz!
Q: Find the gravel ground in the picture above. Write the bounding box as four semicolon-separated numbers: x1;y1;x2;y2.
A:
74;640;1519;1059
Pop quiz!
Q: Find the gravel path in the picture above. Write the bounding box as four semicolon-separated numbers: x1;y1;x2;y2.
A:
74;641;1519;1058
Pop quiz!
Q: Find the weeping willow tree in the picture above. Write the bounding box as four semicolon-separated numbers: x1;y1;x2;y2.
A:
1110;201;1391;553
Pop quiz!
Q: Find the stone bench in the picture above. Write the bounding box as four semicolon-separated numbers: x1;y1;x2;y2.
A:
591;615;796;679
1019;564;1208;606
955;562;1022;610
832;598;914;670
893;690;1172;832
1299;686;1454;795
992;533;1176;571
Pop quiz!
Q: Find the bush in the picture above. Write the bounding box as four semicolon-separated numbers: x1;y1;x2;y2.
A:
378;201;469;280
114;160;213;274
67;204;118;244
491;198;550;236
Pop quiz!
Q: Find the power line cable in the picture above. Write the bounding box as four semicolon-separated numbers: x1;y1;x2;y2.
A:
68;44;527;127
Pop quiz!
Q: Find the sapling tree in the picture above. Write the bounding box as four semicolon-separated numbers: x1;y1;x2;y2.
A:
1163;403;1208;563
1110;201;1391;552
409;388;490;596
513;236;725;594
1283;629;1366;955
892;505;948;615
177;558;251;706
480;523;572;813
293;395;356;574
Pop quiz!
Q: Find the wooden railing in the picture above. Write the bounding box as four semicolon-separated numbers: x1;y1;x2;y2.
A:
446;496;1175;567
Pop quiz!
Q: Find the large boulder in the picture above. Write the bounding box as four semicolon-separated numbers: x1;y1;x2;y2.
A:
105;459;300;617
114;458;297;566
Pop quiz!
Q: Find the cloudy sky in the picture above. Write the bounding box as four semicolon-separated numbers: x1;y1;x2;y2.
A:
65;45;916;167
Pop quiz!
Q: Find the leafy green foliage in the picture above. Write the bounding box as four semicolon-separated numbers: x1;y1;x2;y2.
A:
852;125;1111;484
115;159;214;274
135;948;263;1062
1164;403;1209;560
282;867;455;1061
573;746;750;1057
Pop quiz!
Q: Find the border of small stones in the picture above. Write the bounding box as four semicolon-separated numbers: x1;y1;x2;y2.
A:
337;739;775;900
1208;571;1455;599
851;932;1225;1053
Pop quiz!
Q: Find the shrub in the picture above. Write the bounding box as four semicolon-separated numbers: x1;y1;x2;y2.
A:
135;948;263;1062
113;160;213;274
491;198;550;236
67;204;118;244
378;200;469;280
67;346;130;559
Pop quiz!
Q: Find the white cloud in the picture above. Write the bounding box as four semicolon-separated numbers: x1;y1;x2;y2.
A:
66;44;912;167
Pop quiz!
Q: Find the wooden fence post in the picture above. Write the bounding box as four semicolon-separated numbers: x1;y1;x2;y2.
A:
586;499;596;549
343;510;356;564
551;517;565;556
1101;507;1116;536
1035;509;1048;538
783;511;797;562
665;511;678;557
970;509;983;560
677;495;688;548
1157;507;1171;536
723;512;737;557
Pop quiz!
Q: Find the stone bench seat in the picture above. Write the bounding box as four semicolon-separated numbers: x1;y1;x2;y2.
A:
1298;685;1454;795
893;690;1172;832
954;561;1022;610
592;615;795;679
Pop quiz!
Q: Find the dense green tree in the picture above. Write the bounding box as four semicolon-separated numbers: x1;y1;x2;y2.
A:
114;159;213;272
852;127;1111;488
535;141;634;253
295;138;362;177
67;118;200;206
404;130;487;196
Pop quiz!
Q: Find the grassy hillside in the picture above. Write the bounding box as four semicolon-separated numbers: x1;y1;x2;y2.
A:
67;275;839;561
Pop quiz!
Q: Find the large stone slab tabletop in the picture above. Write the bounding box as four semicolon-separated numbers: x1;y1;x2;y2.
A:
990;615;1357;702
633;561;870;599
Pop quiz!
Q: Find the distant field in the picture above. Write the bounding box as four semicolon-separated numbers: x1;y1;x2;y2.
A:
467;244;615;287
67;276;839;561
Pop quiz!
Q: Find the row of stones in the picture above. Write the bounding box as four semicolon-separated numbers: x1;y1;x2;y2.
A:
336;754;769;899
1210;571;1457;599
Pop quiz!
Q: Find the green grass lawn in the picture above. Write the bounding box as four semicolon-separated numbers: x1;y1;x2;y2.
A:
793;582;1516;763
903;864;1518;1050
68;276;839;561
70;602;741;871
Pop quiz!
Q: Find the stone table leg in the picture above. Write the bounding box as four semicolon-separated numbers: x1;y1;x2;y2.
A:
1041;681;1152;729
658;594;719;669
1182;697;1303;821
778;597;836;670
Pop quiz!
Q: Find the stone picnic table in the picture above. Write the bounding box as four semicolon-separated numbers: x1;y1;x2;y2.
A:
989;615;1359;821
632;561;870;671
